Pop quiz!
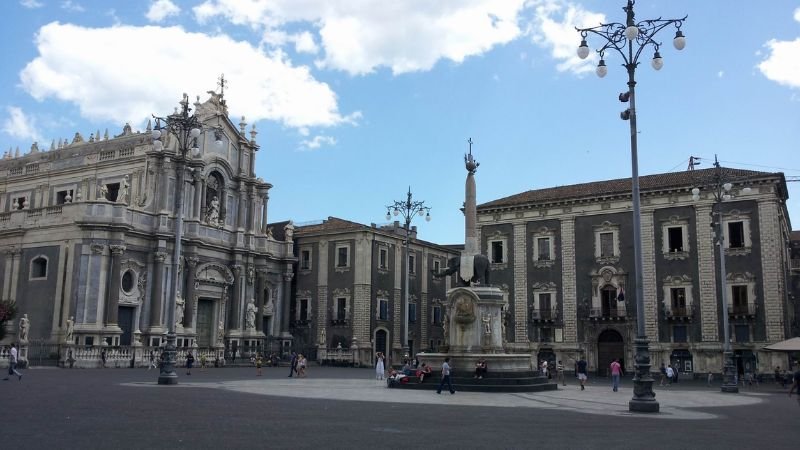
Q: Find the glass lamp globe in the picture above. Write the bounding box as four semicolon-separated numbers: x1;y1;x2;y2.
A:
152;129;162;140
393;209;399;217
577;40;590;59
596;60;608;78
625;25;639;40
651;52;663;71
425;213;431;222
190;128;201;138
673;31;686;50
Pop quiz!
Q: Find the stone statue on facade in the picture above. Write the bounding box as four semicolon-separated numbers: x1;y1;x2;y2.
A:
284;222;294;241
319;326;326;347
265;227;273;239
207;196;220;224
175;292;185;328
118;175;129;204
482;312;492;335
65;316;75;344
99;184;109;201
18;314;30;342
245;299;257;331
217;320;225;341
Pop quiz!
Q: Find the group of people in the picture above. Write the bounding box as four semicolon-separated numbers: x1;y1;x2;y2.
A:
288;352;307;378
659;363;680;386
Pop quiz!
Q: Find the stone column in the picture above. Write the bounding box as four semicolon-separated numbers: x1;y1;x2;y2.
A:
255;270;265;332
261;194;269;233
229;265;243;330
237;182;247;231
281;272;294;336
560;216;577;343
185;256;199;329
105;244;126;326
512;223;528;343
248;191;258;233
192;172;203;220
149;251;167;329
695;205;719;342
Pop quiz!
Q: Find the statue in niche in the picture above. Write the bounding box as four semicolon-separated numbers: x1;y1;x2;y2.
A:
175;292;185;328
99;184;109;201
65;316;75;344
19;314;30;342
118;175;129;204
206;196;220;225
245;299;257;331
217;320;225;341
482;312;492;335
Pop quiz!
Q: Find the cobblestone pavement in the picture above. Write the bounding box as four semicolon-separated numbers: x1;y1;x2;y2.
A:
2;366;799;449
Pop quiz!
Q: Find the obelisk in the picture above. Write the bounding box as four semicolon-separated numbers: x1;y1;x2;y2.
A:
460;138;480;283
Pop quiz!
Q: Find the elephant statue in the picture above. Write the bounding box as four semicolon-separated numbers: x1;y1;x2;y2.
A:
431;254;491;287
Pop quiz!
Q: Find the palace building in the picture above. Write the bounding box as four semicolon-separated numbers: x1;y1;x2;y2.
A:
476;167;794;376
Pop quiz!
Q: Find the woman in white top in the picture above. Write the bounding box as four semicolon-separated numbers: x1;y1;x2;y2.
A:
375;352;385;380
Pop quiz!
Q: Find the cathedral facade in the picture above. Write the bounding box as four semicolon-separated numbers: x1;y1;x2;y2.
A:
0;94;294;360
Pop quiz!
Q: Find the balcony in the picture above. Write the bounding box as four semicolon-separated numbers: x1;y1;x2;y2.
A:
530;307;559;323
665;306;693;321
728;304;757;319
330;318;349;327
587;306;626;321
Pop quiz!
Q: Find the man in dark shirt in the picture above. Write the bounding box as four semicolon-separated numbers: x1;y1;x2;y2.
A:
577;357;588;391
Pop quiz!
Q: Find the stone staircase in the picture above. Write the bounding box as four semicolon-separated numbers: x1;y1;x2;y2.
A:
389;369;558;393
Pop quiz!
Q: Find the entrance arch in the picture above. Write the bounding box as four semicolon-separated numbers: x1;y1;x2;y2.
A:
597;329;624;377
374;329;388;358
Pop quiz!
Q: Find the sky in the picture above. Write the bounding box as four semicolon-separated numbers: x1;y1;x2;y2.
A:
2;0;799;245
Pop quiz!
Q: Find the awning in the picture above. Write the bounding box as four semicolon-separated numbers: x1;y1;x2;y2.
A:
762;337;800;352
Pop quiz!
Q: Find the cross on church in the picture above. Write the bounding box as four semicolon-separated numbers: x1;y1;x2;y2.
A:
217;74;227;98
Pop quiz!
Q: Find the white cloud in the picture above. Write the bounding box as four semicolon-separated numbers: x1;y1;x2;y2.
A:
2;107;44;143
194;0;527;75
146;0;181;23
794;7;800;23
758;38;800;89
20;22;358;130
61;1;85;12
20;0;44;8
298;135;336;151
526;0;605;75
717;70;724;78
293;31;318;54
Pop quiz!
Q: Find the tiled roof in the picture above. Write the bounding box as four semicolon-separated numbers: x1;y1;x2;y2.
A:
294;217;367;235
478;167;783;210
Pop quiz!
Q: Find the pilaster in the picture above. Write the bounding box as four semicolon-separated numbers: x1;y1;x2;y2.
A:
512;223;528;343
560;217;577;343
640;211;658;340
758;199;786;342
695;205;719;342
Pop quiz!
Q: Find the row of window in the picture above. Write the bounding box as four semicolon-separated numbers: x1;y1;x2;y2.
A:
485;219;751;265
299;245;443;274
293;297;443;325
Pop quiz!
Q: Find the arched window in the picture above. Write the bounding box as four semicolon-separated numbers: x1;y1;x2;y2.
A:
31;256;48;279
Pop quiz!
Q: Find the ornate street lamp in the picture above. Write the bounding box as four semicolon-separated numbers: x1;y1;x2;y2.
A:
151;93;222;385
385;187;431;359
692;155;751;393
576;0;687;413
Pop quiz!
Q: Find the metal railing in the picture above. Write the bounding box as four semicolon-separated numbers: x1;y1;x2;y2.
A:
588;307;627;319
728;304;757;316
665;306;692;318
530;307;559;321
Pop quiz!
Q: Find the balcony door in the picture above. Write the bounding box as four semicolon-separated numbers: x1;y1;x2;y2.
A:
601;286;618;317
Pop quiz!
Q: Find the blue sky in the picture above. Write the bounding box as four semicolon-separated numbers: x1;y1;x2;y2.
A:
3;0;799;245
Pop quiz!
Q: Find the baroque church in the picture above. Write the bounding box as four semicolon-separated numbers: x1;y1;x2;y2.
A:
0;91;295;360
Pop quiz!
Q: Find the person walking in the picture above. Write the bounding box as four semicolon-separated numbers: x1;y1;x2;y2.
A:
148;350;157;370
3;343;22;381
556;360;566;386
610;359;623;392
288;351;298;377
185;351;194;375
436;357;456;395
665;364;674;386
659;363;667;386
256;353;263;376
576;357;588;390
200;354;207;371
101;348;107;368
297;354;307;378
375;352;386;381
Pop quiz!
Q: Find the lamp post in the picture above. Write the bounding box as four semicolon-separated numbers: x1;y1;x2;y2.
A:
151;93;221;385
576;0;687;413
692;155;750;393
385;187;431;359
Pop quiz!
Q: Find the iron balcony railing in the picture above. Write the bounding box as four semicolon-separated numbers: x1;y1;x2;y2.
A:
530;307;559;321
728;304;757;317
588;307;626;319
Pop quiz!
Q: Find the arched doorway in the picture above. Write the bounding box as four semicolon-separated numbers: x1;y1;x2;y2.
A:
597;329;624;377
374;329;388;358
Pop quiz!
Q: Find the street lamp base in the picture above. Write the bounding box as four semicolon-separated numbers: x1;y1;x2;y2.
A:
158;372;179;385
721;383;739;393
628;336;660;413
629;399;660;413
